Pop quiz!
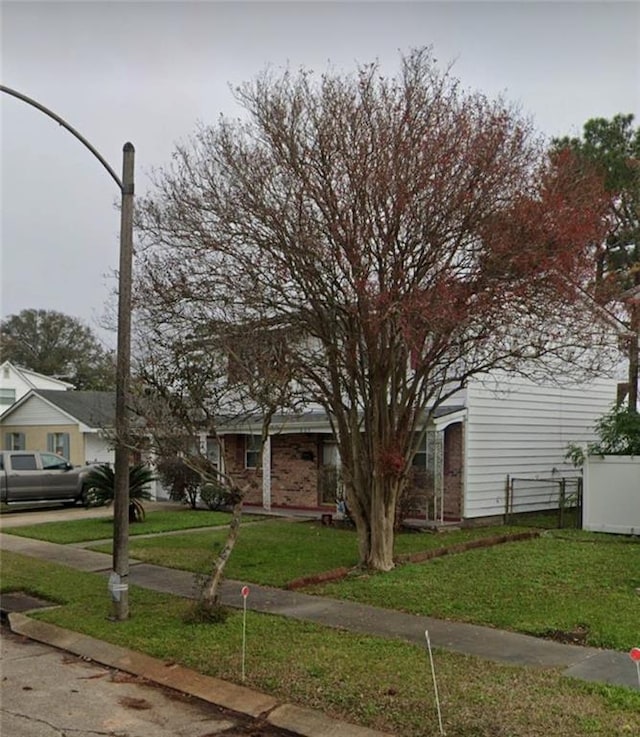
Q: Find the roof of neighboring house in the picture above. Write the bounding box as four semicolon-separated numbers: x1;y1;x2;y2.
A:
35;390;116;428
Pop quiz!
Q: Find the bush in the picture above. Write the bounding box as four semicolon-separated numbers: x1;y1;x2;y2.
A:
567;405;640;466
156;457;201;509
199;482;232;510
593;405;640;455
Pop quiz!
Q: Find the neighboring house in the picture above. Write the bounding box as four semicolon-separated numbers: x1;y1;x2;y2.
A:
0;360;74;410
0;389;115;467
203;371;621;523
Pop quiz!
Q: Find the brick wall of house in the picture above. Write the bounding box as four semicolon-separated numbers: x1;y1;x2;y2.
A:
223;435;262;504
443;422;463;520
270;434;323;507
224;433;329;508
225;427;464;515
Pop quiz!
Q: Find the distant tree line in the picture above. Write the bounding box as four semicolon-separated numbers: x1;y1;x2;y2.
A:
0;308;116;391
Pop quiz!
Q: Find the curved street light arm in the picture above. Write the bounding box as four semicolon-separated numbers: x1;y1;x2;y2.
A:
0;83;124;192
1;81;135;620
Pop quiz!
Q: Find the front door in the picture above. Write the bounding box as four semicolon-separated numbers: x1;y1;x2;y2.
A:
318;441;341;506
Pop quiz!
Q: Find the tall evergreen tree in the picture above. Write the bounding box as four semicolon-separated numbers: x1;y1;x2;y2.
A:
554;115;640;409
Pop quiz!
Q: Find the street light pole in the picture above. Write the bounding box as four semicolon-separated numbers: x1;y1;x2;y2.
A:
1;84;135;620
112;143;135;620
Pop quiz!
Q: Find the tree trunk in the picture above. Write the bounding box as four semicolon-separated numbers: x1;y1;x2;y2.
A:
200;492;243;606
367;498;395;571
350;475;398;572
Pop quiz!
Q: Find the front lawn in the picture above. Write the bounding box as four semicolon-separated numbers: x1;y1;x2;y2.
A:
92;521;640;650
309;531;640;651
92;520;529;587
2;551;638;737
6;509;235;544
11;510;638;652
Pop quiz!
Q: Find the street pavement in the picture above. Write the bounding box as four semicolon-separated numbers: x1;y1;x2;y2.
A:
1;626;292;737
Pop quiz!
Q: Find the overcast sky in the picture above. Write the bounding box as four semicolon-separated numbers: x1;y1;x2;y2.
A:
1;0;639;348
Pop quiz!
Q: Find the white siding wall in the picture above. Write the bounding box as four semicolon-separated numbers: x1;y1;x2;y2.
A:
464;373;619;518
0;369;33;404
0;364;72;406
1;397;74;426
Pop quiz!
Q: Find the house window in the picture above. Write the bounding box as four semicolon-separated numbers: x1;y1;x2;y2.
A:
0;388;16;406
245;435;261;469
47;432;70;460
5;432;25;450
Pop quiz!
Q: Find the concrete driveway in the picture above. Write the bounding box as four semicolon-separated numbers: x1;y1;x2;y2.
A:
0;501;180;529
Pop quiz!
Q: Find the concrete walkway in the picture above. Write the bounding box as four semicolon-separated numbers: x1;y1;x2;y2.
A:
1;530;637;691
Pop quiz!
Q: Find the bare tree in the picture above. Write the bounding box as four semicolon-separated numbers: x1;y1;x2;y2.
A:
135;49;617;572
130;317;293;610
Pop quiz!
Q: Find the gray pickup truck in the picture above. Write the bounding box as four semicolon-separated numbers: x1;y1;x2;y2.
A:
0;451;96;507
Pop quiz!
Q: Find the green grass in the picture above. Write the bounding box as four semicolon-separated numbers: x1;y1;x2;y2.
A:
6;509;235;544
309;532;640;651
10;511;638;652
2;550;638;737
92;519;638;650
92;520;529;587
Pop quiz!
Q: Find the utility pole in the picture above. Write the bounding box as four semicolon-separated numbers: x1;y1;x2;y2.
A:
111;143;135;620
0;84;135;620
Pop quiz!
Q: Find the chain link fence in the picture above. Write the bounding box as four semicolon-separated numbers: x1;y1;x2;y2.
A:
505;475;583;529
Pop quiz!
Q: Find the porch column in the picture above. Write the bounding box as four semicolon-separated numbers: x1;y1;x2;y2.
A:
262;435;271;511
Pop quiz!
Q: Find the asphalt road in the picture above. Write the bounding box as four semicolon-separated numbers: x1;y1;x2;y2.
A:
1;627;292;737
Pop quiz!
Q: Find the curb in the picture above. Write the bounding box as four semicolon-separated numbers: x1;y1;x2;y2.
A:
7;611;394;737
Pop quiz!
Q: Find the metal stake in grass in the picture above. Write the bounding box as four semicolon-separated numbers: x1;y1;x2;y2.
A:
425;629;445;735
630;647;640;688
241;586;250;681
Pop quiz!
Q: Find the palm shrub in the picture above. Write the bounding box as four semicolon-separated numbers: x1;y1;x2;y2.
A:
84;463;155;522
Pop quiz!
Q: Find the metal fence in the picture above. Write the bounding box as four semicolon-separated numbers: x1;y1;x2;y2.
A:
505;475;583;529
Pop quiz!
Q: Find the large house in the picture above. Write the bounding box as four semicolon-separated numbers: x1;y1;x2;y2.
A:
195;371;621;524
0;389;115;466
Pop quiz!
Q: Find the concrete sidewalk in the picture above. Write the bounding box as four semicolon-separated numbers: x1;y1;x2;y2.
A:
1;530;638;695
